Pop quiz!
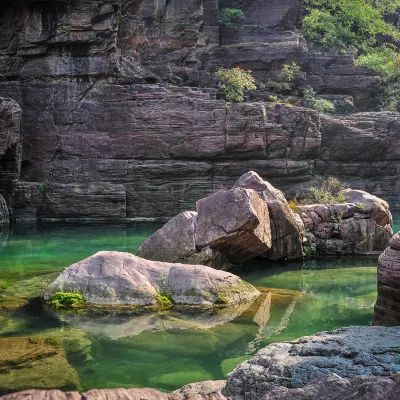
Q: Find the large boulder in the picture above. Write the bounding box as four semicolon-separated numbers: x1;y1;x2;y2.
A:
233;171;303;260
373;232;400;326
224;326;400;399
195;188;272;263
137;211;231;270
298;202;392;255
0;336;79;395
43;251;260;307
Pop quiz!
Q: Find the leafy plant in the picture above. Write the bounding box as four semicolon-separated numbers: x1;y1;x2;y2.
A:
217;67;257;102
156;274;174;307
302;87;335;114
48;292;86;309
215;296;229;305
278;62;301;84
300;177;347;205
219;8;245;29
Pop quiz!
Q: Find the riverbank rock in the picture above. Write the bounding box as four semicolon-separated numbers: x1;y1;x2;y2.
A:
0;196;8;226
233;171;303;260
195;188;271;262
298;201;392;255
0;336;79;395
224;326;400;399
43;251;260;307
373;232;400;326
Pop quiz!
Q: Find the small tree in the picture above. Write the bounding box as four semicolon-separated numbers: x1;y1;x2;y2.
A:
217;67;257;102
299;177;347;205
219;8;245;29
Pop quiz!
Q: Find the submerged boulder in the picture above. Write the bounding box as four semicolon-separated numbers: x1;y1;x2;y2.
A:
373;232;400;326
44;251;260;307
0;336;79;395
224;326;400;399
233;171;303;260
195;188;271;263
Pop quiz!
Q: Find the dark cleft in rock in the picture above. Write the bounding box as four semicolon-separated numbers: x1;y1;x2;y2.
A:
373;232;400;326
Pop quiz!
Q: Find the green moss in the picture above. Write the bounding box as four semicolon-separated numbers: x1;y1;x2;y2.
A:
48;292;86;309
155;293;174;308
215;296;229;305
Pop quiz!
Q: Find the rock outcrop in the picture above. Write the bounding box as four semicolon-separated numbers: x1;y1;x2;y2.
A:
0;0;399;223
0;196;8;226
224;326;400;399
0;336;79;395
138;185;272;267
44;251;260;307
298;200;392;256
373;232;400;326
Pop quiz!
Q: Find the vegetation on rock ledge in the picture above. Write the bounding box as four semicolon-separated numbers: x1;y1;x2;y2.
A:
217;67;257;102
48;292;86;309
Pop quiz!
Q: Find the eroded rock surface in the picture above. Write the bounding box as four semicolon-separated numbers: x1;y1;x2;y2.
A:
224;326;400;399
44;251;260;307
373;232;400;326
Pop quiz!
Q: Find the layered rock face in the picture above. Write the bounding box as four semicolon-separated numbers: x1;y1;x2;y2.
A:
0;0;398;223
44;251;260;307
373;232;400;326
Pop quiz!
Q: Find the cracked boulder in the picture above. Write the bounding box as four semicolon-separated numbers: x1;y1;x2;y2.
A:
373;232;400;326
43;251;260;307
195;188;272;263
224;326;400;399
137;211;231;270
233;171;303;260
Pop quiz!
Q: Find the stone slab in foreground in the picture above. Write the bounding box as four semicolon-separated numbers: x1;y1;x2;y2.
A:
44;251;260;307
224;326;400;399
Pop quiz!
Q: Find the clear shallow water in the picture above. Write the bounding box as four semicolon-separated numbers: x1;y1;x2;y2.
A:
0;213;398;392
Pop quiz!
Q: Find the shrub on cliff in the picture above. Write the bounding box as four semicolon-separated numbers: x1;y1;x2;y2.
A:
217;67;257;102
299;177;347;205
302;87;335;114
219;8;245;29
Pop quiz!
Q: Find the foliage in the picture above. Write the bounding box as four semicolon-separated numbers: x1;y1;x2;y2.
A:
356;46;400;110
219;8;245;29
302;87;335;114
217;67;257;102
300;177;347;205
303;0;400;53
278;62;301;83
288;200;300;213
303;0;400;110
48;292;86;309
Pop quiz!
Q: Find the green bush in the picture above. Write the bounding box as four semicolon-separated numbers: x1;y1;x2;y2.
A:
300;177;347;205
278;62;302;83
302;87;335;114
217;67;257;102
303;0;400;52
219;8;245;29
356;46;400;110
48;292;86;309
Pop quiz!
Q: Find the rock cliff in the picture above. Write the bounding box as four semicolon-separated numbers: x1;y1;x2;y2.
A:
0;0;399;222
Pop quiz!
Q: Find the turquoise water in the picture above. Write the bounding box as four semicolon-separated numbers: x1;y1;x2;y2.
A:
0;213;398;393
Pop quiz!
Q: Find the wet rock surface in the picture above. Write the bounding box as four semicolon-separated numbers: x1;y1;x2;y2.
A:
44;251;260;307
0;336;80;395
224;326;400;399
373;232;400;326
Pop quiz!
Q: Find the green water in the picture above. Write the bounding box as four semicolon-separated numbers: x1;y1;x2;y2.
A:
0;213;398;392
